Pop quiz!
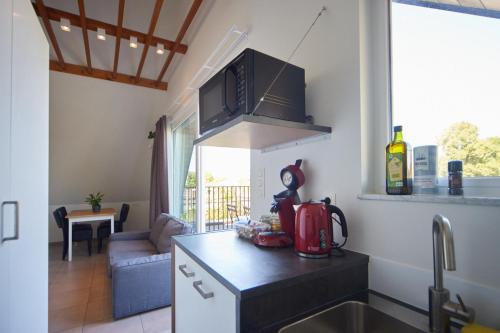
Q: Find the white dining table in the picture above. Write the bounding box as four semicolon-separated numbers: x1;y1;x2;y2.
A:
66;208;116;261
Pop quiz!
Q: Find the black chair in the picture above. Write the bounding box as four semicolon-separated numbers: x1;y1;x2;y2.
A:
97;203;130;253
53;207;93;260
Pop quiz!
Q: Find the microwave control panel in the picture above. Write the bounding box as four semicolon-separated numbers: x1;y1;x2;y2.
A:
237;64;246;108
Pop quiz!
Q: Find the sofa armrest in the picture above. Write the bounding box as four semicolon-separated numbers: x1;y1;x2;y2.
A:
111;253;172;318
109;230;150;241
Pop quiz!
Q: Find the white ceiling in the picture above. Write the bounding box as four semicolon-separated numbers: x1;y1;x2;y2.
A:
35;0;208;82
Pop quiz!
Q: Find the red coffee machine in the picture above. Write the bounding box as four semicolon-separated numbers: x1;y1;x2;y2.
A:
254;160;305;248
294;197;348;258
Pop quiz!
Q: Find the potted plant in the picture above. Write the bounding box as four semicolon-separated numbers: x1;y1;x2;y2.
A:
85;192;104;212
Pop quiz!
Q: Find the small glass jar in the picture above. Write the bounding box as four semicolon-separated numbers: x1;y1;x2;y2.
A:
448;160;463;196
269;215;282;232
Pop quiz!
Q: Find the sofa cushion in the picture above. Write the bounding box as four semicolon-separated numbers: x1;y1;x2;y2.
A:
156;217;193;253
112;252;171;269
108;239;157;273
148;213;170;246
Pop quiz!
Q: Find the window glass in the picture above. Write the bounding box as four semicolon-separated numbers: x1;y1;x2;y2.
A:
171;115;251;231
391;2;500;177
172;114;197;227
181;150;197;224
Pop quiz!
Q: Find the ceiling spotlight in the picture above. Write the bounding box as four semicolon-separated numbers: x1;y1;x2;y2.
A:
97;28;106;41
60;18;71;32
129;36;138;49
156;43;164;55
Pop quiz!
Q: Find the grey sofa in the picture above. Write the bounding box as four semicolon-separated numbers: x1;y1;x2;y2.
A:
107;213;192;319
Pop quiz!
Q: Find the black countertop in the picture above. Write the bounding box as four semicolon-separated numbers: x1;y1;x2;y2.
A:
173;231;369;299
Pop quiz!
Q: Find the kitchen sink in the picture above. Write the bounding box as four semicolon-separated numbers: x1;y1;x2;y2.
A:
279;301;426;333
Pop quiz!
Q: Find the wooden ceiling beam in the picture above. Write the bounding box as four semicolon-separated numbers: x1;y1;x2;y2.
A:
156;0;202;84
35;0;65;69
135;0;164;81
32;3;188;54
112;0;125;78
50;60;168;91
77;0;92;73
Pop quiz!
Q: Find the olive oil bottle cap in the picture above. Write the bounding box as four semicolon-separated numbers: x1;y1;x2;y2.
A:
394;125;402;132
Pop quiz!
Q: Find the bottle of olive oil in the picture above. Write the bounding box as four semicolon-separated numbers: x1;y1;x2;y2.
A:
386;125;413;194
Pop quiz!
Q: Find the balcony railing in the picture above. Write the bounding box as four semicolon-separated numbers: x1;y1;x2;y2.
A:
182;186;250;231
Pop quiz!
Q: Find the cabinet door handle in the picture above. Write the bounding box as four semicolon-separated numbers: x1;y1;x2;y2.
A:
1;201;19;244
193;280;214;299
178;264;195;278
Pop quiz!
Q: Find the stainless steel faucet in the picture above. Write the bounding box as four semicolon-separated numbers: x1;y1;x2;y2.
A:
429;214;475;333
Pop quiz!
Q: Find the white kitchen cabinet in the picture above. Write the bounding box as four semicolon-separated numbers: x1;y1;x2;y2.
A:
174;244;237;333
173;232;369;333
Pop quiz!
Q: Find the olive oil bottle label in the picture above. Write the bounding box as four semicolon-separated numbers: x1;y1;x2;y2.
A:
387;153;403;186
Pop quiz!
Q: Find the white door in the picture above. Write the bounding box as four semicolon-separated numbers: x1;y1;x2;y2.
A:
0;0;14;331
0;0;49;332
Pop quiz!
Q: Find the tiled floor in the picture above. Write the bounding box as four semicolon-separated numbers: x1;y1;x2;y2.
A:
49;242;172;333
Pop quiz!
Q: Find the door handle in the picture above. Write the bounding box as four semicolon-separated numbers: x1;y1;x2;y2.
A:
193;280;214;299
178;264;195;278
1;201;19;243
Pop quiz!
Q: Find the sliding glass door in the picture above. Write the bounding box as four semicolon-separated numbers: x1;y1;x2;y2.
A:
171;113;251;233
172;114;198;228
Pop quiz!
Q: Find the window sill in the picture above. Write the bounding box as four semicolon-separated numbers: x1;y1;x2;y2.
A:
357;193;500;207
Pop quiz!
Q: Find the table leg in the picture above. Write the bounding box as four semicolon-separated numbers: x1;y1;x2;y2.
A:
111;215;114;234
68;219;72;262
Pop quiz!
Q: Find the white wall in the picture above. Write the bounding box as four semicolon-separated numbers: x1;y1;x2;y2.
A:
49;71;168;242
162;0;500;328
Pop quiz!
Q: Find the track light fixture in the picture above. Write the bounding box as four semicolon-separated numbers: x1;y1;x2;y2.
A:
60;18;71;32
156;43;164;55
129;36;138;48
97;28;106;41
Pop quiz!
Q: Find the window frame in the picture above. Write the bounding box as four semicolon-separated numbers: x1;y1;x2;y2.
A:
387;0;500;196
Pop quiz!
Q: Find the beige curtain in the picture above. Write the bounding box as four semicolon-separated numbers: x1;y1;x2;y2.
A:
149;115;169;227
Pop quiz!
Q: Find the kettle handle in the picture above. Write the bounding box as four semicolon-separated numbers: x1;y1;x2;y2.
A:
328;204;348;238
322;197;348;247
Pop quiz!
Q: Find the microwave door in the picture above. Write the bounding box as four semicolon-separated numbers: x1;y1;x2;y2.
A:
223;65;238;115
200;72;224;130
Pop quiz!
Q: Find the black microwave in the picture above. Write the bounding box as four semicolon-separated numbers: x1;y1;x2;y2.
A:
199;48;306;135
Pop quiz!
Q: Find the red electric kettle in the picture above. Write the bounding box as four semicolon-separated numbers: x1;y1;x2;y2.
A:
294;197;348;258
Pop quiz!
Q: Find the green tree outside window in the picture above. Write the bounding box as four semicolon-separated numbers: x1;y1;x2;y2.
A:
438;122;500;177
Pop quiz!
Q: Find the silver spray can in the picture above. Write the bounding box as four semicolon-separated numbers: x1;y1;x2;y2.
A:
413;145;438;194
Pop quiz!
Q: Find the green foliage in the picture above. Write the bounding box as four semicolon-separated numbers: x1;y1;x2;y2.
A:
204;172;216;184
185;171;196;187
85;192;104;207
438;122;500;177
184;171;223;188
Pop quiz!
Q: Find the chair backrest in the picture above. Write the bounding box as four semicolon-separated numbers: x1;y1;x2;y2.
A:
227;204;239;223
119;203;130;223
53;207;68;229
243;206;250;217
